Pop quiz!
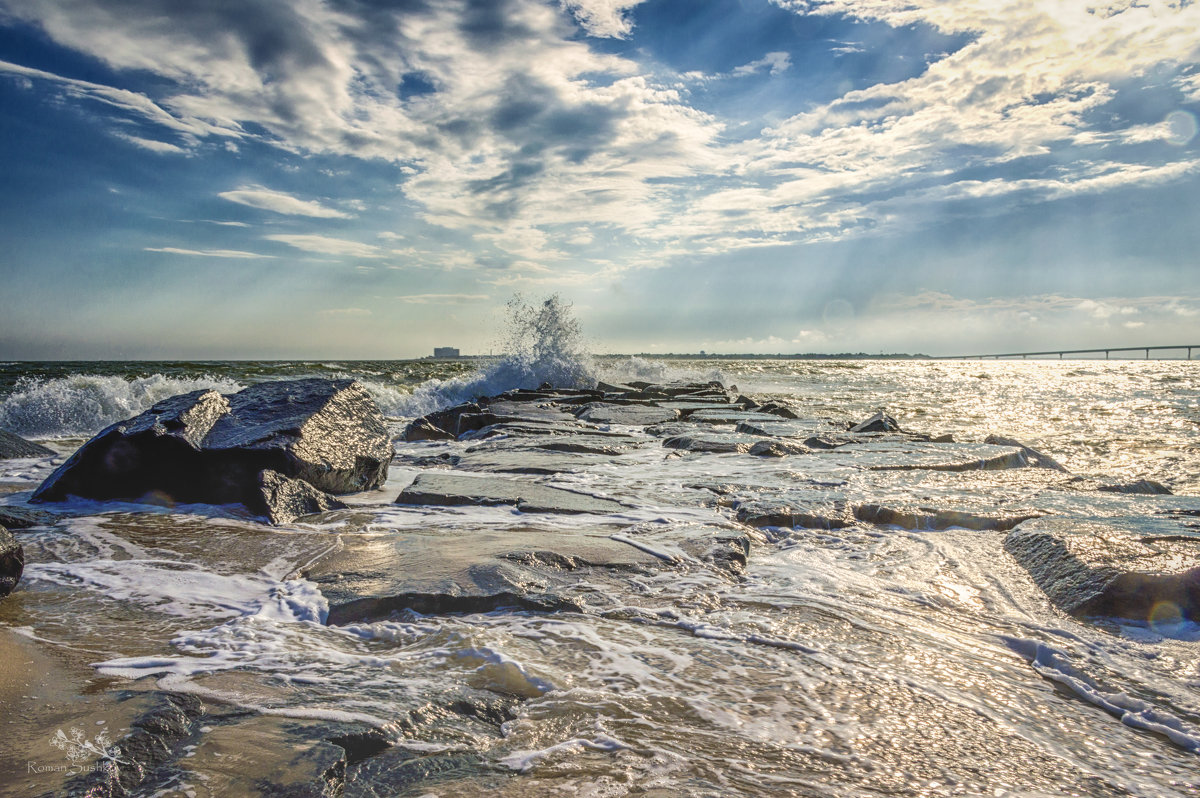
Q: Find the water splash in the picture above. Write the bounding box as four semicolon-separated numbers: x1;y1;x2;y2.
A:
0;373;243;439
398;294;596;416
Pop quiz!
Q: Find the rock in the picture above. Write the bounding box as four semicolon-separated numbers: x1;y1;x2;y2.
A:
31;379;391;512
757;401;800;419
1099;479;1173;495
253;469;348;524
0;505;57;529
661;434;759;454
748;440;811;457
303;525;664;625
983;435;1067;472
841;441;1028;472
687;409;783;426
1005;517;1200;622
734;419;840;438
735;501;854;530
396;472;629;515
850;411;901;433
403;402;483;441
855;504;1040;531
575;404;680;426
0;429;55;459
0;525;23;598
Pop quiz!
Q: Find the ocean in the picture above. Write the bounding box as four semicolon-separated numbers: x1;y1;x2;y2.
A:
1;350;1198;796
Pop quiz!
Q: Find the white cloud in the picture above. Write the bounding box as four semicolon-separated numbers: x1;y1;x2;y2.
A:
113;132;188;154
560;0;647;38
219;186;351;219
733;52;791;77
264;234;382;257
144;246;274;259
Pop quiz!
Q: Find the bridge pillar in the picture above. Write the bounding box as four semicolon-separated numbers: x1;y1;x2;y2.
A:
1105;350;1109;359
1146;348;1150;359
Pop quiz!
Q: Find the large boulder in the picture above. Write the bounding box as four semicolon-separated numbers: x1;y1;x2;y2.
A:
0;429;54;459
0;525;23;598
31;379;391;513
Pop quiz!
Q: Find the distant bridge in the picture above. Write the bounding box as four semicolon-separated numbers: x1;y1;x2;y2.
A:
936;345;1198;360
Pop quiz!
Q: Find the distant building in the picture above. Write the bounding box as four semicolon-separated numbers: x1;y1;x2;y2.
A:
433;347;460;358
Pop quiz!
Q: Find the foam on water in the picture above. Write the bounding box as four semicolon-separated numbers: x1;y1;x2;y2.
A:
0;373;242;438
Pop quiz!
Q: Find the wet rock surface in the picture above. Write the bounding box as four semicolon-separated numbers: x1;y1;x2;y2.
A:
1005;517;1200;622
0;525;23;598
30;379;391;520
0;429;55;459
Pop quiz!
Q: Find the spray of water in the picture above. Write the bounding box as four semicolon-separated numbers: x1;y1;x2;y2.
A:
398;294;597;417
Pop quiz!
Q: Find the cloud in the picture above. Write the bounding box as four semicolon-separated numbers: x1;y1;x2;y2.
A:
219;186;351;219
144;246;274;259
560;0;647;38
397;293;489;304
3;0;1199;268
113;132;188;154
732;52;791;77
264;234;383;257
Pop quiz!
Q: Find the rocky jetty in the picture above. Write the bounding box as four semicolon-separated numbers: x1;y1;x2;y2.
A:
30;379;390;523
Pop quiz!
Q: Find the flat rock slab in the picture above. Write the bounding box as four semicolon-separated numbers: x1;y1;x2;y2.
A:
0;505;58;529
452;449;619;475
829;441;1028;472
0;429;55;459
687;409;785;426
396;472;629;515
575;404;681;426
1005;516;1200;622
662;433;765;454
482;401;581;424
735;419;844;438
302;526;667;625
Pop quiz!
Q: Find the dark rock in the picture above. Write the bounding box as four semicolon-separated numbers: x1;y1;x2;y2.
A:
63;692;206;798
1099;479;1173;495
31;379;391;512
850;411;901;433
396;472;628;514
403;417;455;442
453;449;613;475
735;500;854;530
661;434;759;454
734;395;759;409
735;419;840;438
1005;517;1200;622
855;504;1040;531
0;525;23;598
0;429;55;459
402;402;482;441
757;401;800;419
688;409;783;426
253;469;348;524
748;440;811;457
0;505;57;529
984;435;1067;472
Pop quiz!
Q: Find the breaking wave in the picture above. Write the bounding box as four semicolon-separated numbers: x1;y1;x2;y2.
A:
0;373;243;439
397;295;597;417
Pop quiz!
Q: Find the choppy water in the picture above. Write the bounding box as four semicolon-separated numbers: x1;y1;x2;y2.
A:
2;354;1199;796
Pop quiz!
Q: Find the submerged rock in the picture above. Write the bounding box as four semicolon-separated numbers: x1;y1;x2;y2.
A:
983;435;1067;472
1005;517;1200;622
0;525;23;598
396;472;628;515
31;379;391;518
0;505;56;529
1098;479;1173;495
0;429;55;459
850;411;901;433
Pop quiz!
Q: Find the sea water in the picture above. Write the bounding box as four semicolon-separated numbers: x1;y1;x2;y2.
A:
1;343;1199;795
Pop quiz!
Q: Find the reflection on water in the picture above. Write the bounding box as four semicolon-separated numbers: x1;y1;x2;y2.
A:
0;358;1198;795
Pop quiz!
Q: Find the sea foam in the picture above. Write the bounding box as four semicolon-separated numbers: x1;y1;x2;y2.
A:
0;373;242;439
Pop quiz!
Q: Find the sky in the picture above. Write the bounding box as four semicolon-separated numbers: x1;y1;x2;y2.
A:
0;0;1198;359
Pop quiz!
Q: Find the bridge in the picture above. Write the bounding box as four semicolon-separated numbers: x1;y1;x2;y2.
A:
935;345;1198;360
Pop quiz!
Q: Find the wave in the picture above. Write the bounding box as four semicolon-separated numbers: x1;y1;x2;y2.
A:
0;373;243;439
394;295;597;417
